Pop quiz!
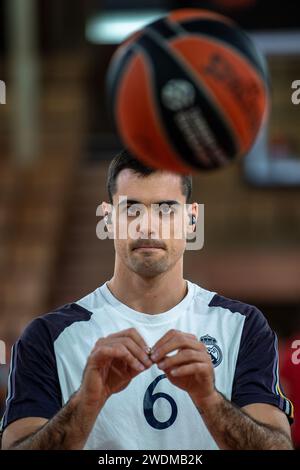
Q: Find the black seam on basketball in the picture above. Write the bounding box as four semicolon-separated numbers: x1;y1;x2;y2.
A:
145;18;179;41
131;41;198;172
108;38;194;171
146;21;240;162
135;36;214;169
149;19;267;157
149;18;243;162
139;27;238;166
179;19;268;83
143;32;236;167
139;38;221;168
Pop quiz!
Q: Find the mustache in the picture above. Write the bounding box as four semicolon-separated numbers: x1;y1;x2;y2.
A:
131;240;166;250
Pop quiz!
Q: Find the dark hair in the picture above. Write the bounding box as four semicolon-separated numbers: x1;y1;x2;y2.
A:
107;149;192;204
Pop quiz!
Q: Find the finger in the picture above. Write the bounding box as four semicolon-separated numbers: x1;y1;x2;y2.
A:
109;328;150;354
110;360;139;380
94;337;152;368
151;329;177;352
117;337;153;368
151;334;201;363
168;362;211;377
157;349;209;370
152;329;196;354
90;344;146;372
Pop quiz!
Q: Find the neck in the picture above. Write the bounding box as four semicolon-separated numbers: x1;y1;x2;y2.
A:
107;261;187;315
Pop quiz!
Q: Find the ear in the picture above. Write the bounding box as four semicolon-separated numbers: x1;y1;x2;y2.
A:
101;201;114;233
101;201;110;217
186;202;198;234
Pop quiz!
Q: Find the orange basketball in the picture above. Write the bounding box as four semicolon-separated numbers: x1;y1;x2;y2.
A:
107;9;269;174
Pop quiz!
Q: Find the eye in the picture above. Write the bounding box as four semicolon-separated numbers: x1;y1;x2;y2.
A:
127;205;141;217
127;206;135;216
159;204;174;215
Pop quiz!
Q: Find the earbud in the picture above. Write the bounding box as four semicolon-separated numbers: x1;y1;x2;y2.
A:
189;214;196;225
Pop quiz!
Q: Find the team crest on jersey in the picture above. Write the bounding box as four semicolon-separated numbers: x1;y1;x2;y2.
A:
200;334;223;367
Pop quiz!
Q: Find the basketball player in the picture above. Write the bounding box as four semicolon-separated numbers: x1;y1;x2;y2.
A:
0;150;294;450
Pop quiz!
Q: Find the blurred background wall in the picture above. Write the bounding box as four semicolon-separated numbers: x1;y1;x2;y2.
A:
0;0;299;447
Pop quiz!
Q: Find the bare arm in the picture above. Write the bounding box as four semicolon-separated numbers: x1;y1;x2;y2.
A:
194;391;293;450
150;329;294;451
2;328;152;450
2;391;98;450
1;418;48;450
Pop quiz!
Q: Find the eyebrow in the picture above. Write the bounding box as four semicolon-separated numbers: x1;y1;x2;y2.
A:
118;199;181;207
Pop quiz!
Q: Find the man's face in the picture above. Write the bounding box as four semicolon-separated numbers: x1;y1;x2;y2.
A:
107;169;193;278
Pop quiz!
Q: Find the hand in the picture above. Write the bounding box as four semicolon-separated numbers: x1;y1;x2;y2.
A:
150;329;216;407
78;328;153;413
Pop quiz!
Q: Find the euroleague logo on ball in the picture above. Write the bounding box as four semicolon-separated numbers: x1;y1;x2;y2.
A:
161;79;196;112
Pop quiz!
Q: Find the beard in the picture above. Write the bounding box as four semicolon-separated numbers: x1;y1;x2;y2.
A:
128;250;170;278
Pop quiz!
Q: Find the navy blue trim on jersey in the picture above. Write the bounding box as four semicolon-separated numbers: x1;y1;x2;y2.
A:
0;303;93;432
209;294;294;424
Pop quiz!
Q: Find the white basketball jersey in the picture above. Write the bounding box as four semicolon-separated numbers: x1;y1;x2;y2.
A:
1;279;293;449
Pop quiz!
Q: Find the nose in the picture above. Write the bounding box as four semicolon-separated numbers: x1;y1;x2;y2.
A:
136;208;160;238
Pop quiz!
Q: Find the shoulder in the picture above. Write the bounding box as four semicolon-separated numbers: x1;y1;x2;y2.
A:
207;293;274;352
208;292;268;327
190;280;269;334
20;302;94;346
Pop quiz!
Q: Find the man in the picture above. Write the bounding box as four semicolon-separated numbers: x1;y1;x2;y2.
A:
0;150;294;450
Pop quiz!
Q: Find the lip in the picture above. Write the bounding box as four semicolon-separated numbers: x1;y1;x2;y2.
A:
133;247;164;251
